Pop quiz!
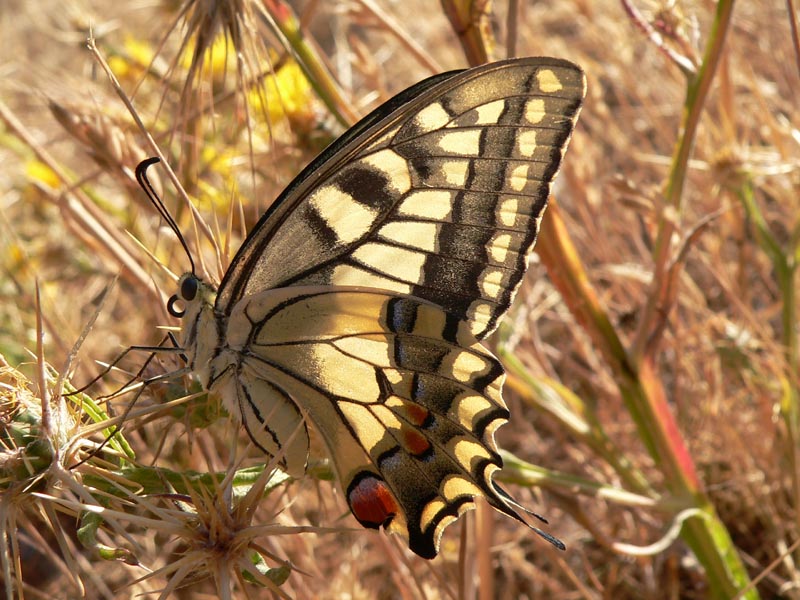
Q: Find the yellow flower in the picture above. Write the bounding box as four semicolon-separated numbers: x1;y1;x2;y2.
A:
108;35;154;80
25;160;59;189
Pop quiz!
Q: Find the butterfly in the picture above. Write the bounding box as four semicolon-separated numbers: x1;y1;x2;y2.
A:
149;57;585;559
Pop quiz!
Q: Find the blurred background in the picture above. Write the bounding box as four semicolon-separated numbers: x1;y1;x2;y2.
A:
0;0;796;598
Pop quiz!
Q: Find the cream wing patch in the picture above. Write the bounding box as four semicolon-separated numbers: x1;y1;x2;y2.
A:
537;68;564;93
379;221;440;252
309;187;379;244
471;99;506;125
524;98;546;125
437;129;482;155
414;102;452;132
361;149;412;192
397;190;454;220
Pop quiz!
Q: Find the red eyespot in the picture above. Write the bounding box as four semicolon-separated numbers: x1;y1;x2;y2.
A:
347;474;399;529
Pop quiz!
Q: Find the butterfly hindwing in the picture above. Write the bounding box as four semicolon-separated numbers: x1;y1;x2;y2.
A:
207;285;516;558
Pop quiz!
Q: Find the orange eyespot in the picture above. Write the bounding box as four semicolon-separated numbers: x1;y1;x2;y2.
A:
402;403;430;427
400;428;432;456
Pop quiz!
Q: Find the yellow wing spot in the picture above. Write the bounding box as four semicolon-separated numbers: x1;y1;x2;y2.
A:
352;243;427;284
379;221;439;252
480;269;504;299
468;301;493;332
442;475;483;499
333;336;392;368
488;233;512;263
398;190;453;220
452;438;492;470
414;102;451;132
499;197;518;226
524;98;546;124
517;129;538;157
441;159;470;187
384;508;409;539
438;129;482;156
410;303;448;337
384;394;405;408
309;187;379;244
472;99;505;125
537;68;563;93
452;393;495;429
310;345;380;401
482;414;508;441
361;149;412;192
372;404;403;430
384;370;404;385
448;349;488;383
420;498;447;532
479;371;505;405
338;402;385;452
331;264;413;294
509;164;530;192
432;513;460;547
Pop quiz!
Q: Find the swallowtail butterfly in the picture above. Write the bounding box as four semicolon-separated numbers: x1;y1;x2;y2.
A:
156;57;585;559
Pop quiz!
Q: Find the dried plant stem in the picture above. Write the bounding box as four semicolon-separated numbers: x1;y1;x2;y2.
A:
539;198;755;600
440;0;493;65
632;0;735;361
738;173;800;561
0;100;161;302
86;35;222;282
356;0;442;74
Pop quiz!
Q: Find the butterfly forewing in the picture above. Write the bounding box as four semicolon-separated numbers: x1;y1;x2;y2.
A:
176;57;585;559
215;58;584;339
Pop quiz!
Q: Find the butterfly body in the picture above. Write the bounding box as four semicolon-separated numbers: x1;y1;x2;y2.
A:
170;58;585;558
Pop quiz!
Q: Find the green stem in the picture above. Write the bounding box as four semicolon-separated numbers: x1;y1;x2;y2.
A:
633;0;737;361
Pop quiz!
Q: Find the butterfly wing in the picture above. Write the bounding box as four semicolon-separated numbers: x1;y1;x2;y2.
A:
212;285;520;558
215;57;585;340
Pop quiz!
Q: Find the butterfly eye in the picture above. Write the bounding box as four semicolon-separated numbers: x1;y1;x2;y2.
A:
181;276;199;301
167;294;185;318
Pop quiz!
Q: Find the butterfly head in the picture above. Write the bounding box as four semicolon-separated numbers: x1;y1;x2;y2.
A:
168;273;219;376
167;273;216;318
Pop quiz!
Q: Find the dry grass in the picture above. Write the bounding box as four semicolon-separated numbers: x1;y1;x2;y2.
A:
1;0;798;598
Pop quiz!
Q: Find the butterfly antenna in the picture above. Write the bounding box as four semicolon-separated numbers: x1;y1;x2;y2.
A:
135;157;196;275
